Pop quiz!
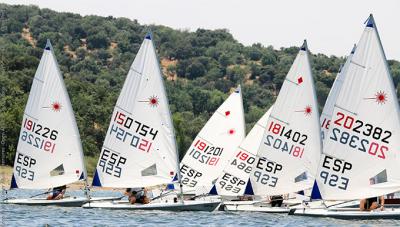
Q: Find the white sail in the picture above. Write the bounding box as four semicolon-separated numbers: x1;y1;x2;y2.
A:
320;45;356;140
315;15;400;200
180;86;246;194
212;107;272;196
249;40;322;196
92;34;178;188
11;40;86;189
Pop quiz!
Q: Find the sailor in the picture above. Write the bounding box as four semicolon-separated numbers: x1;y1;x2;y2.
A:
269;194;286;207
46;185;67;200
125;187;150;204
359;178;384;211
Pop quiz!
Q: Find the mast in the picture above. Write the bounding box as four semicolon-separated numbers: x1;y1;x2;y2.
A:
148;31;184;202
237;85;246;140
46;39;91;198
303;40;323;158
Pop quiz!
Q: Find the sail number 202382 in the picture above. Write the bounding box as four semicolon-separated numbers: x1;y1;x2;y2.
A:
331;112;391;159
334;112;392;143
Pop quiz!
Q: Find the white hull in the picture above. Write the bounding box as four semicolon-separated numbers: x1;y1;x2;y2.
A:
289;207;400;219
222;200;300;213
222;199;359;213
2;196;121;207
82;200;220;212
89;196;123;202
302;200;360;209
3;197;88;207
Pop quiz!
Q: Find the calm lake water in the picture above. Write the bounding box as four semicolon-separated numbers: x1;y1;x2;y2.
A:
1;189;400;226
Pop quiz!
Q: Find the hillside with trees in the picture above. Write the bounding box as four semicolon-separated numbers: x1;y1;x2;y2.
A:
1;4;399;169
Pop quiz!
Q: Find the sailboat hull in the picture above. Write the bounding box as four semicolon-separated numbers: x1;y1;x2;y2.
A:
222;199;359;213
3;197;88;207
289;208;400;219
82;200;220;211
2;196;121;207
222;200;301;213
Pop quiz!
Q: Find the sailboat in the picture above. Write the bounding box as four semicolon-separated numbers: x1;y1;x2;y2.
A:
290;14;400;219
82;33;220;211
235;40;323;213
3;40;89;206
179;86;246;196
220;45;358;213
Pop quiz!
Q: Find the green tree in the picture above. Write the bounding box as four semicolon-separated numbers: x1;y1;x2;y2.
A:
227;65;247;84
186;59;206;79
87;31;109;49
